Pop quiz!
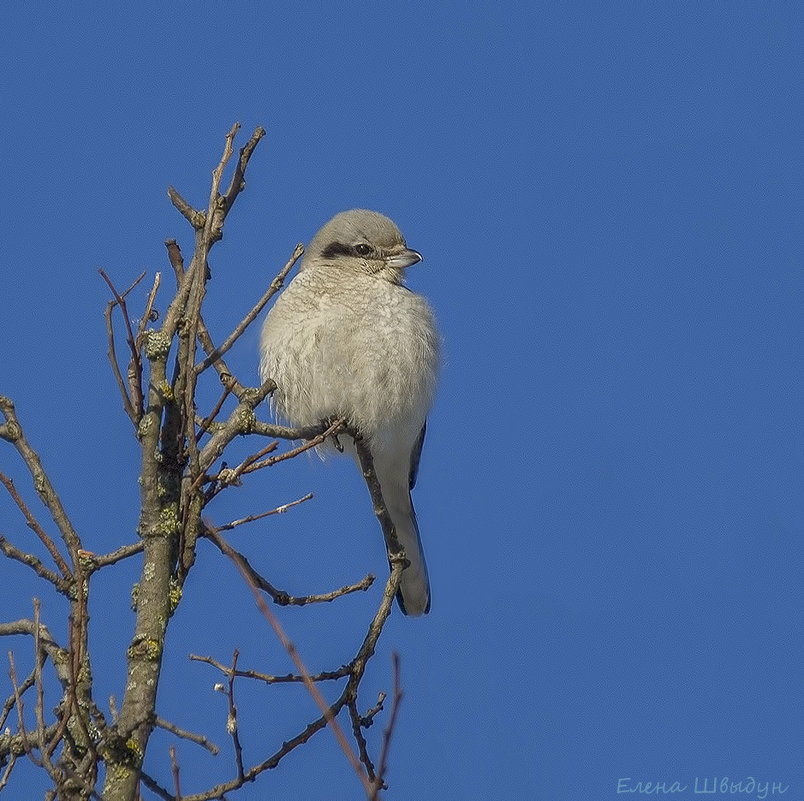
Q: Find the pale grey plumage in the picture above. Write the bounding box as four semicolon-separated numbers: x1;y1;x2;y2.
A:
259;210;440;615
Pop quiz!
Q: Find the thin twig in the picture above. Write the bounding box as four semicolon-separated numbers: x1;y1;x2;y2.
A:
154;718;220;755
137;272;163;342
0;395;83;562
201;441;281;502
0;470;71;578
84;541;145;571
242;417;347;474
0;666;36;732
206;527;374;796
370;653;404;801
349;698;376;781
174;563;403;801
0;619;71;688
99;270;146;424
169;745;182;800
351;431;405;558
226;650;245;780
194;242;304;375
103;298;138;424
220;125;265;217
196;384;233;438
33;601;49;771
0;752;17;792
8;652;34;762
98;269;146;421
138;768;176;801
203;528;374;606
189;653;351;685
0;536;71;595
66;602;99;774
213;493;314;532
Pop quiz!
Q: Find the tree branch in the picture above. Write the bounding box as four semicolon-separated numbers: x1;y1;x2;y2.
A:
0;470;71;578
0;395;82;566
195;242;303;375
203;525;374;606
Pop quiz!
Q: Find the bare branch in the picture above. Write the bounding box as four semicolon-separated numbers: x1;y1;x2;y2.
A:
7;652;35;764
103;296;138;425
169;745;182;800
0;536;72;595
104;124;267;801
196;384;233;438
83;541;145;571
225;650;245;780
349;698;376;782
188;653;351;685
351;430;404;558
154;717;220;756
220;125;265;217
138;768;176;801
241;417;347;474
167;187;204;229
203;527;374;606
0;470;71;578
369;653;404;801
164;238;185;284
207;122;240;239
201;441;281;501
207;527;373;796
136;272;162;343
99;269;146;422
0;395;82;563
194;383;281;479
213;493;313;531
0;618;71;688
195;242;304;375
0;751;17;792
1;665;36;732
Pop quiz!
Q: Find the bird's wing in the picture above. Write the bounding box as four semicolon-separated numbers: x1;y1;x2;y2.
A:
408;421;427;491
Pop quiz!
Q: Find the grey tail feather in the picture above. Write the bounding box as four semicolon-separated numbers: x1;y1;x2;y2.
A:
393;498;431;616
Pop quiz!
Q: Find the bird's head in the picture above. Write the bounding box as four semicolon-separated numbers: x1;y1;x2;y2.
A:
302;209;422;283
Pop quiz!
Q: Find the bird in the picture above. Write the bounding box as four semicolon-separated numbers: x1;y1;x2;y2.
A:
259;209;440;615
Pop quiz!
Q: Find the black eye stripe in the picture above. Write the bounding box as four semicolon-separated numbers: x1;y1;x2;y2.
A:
320;241;374;259
320;241;354;259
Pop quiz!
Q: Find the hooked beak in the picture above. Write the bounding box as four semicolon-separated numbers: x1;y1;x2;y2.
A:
386;248;423;270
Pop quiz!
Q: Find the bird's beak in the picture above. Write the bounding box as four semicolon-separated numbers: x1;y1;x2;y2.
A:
386;248;423;270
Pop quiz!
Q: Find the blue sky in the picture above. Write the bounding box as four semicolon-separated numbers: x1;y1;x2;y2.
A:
1;3;803;799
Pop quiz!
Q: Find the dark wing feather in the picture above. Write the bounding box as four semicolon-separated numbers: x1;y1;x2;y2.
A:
408;421;427;491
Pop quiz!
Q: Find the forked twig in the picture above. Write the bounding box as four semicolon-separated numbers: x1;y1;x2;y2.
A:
206;526;374;797
0;470;71;578
99;269;146;422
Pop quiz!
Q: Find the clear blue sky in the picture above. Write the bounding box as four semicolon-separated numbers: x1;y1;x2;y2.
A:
2;3;802;799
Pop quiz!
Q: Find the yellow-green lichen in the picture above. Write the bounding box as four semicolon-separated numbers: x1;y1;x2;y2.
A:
127;637;162;661
158;507;179;536
144;330;171;359
237;405;256;433
125;737;144;763
168;579;182;615
158;380;174;401
137;414;154;439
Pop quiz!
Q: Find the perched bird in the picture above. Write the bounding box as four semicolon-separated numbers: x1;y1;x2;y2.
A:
259;210;440;615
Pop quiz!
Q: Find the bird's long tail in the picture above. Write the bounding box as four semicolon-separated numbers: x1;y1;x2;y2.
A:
378;473;431;616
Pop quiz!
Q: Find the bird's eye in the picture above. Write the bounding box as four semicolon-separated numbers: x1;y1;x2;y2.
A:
354;243;373;257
